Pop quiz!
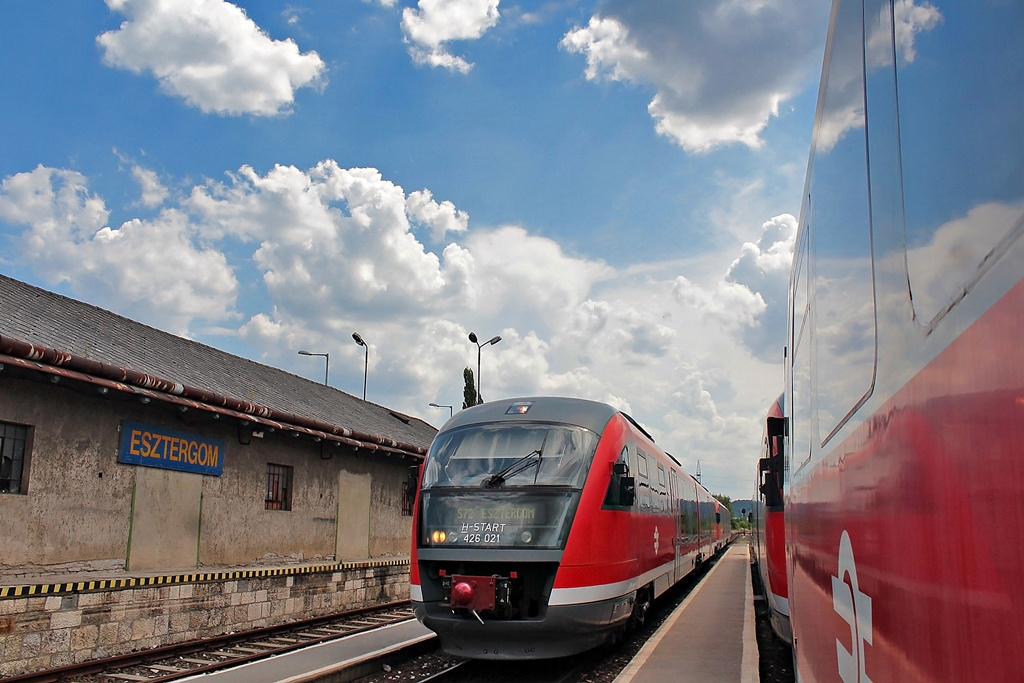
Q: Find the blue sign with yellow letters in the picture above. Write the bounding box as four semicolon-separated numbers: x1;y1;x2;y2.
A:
119;421;225;476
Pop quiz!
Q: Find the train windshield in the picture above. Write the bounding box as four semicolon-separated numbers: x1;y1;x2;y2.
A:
421;422;599;489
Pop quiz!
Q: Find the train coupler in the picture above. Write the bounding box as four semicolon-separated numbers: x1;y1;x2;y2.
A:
440;571;516;617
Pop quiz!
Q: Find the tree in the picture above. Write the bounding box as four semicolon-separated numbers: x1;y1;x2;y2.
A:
462;367;478;409
713;493;733;514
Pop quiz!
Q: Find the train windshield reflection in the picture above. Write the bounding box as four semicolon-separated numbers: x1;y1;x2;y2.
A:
422;423;598;489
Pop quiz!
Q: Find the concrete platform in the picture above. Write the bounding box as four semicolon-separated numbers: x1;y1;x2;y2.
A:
178;618;435;683
614;541;758;682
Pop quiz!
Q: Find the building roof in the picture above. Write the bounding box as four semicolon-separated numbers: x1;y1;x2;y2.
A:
0;274;436;458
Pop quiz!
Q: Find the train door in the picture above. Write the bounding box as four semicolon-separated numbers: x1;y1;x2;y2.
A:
670;470;683;583
679;477;699;570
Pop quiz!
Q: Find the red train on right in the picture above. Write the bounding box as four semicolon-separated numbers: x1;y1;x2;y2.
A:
769;1;1024;680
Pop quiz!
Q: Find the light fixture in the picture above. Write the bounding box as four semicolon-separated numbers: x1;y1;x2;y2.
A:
298;349;330;385
429;402;454;418
468;332;501;405
352;333;368;401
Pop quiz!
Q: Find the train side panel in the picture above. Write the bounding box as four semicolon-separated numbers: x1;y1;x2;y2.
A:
552;415;644;601
786;1;1024;679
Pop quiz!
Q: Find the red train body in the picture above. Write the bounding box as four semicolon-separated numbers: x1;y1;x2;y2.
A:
751;394;790;644
410;397;729;659
784;1;1024;679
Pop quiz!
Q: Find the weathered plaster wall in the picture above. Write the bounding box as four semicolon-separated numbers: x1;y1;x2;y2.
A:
0;377;134;569
0;373;416;576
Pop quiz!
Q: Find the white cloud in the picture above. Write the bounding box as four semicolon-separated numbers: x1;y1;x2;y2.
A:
97;0;326;116
0;159;790;499
401;0;500;73
561;0;830;152
723;213;796;361
672;275;765;329
0;165;237;335
461;225;613;331
132;165;168;207
726;213;796;291
406;189;469;241
187;161;474;321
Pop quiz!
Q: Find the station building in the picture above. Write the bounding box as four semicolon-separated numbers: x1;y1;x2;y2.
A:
0;274;437;676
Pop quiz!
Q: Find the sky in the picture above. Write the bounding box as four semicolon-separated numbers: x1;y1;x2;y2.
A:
0;0;840;501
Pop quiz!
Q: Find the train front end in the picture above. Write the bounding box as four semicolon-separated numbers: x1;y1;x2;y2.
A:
409;397;625;659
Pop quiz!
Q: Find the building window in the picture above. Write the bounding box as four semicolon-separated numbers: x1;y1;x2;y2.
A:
402;466;418;516
1;421;30;495
265;463;292;511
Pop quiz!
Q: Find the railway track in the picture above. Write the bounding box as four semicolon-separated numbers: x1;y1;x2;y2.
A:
7;601;416;683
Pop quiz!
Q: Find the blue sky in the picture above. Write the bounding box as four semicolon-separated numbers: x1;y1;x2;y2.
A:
0;0;850;499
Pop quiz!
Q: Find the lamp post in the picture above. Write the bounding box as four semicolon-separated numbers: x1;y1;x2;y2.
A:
429;402;453;419
352;332;368;401
298;349;329;385
468;331;501;405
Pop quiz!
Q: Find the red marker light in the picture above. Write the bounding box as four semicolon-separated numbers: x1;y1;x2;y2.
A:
451;581;475;607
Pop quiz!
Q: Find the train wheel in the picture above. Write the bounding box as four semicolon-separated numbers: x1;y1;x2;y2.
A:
629;586;652;628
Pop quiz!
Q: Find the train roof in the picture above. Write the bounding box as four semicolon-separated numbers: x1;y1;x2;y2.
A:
441;397;619;436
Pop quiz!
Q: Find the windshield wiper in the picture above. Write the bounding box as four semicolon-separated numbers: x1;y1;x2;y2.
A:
483;448;542;487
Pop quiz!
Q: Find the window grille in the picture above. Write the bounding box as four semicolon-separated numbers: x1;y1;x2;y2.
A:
0;421;29;495
265;463;293;510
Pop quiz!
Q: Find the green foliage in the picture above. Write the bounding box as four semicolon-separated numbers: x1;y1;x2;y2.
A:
712;493;733;513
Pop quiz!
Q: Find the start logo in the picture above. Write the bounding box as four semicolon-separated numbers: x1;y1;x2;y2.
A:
831;530;873;683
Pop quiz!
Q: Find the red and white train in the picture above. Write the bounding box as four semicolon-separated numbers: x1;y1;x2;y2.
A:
409;396;730;659
751;394;790;644
783;1;1024;679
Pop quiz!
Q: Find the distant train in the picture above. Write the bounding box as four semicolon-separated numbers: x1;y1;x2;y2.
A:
782;1;1024;679
751;394;790;644
409;396;730;659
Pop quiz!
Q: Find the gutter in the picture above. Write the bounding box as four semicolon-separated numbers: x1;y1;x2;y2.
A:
0;333;426;460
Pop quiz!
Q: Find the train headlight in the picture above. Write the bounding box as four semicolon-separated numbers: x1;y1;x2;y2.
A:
520;531;533;544
431;530;447;543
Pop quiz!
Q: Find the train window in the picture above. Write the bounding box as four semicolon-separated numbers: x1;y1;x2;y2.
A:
680;479;698;545
809;0;876;446
0;421;31;495
635;451;651;511
790;229;812;472
896;3;1024;328
657;466;668;511
603;446;635;508
421;423;599;489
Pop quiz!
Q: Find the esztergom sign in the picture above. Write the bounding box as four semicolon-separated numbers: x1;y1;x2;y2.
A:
119;420;225;476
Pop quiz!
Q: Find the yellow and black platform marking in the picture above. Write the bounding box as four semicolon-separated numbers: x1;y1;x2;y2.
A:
0;557;409;599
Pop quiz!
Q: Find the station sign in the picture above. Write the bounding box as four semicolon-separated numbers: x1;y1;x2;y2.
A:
119;420;225;476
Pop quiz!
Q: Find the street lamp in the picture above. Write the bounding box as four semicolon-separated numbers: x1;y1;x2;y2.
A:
468;331;501;405
352;332;368;401
298;349;329;385
429;402;453;418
